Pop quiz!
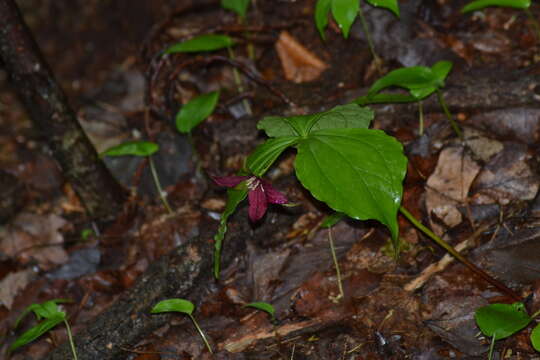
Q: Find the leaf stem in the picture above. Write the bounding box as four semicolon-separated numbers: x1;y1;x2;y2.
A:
418;101;424;136
488;334;496;360
436;89;463;141
227;46;252;116
63;319;78;360
357;1;382;73
399;206;520;301
328;228;344;302
188;314;213;354
148;156;173;214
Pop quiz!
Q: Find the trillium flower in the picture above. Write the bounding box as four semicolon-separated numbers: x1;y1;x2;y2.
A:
213;175;288;222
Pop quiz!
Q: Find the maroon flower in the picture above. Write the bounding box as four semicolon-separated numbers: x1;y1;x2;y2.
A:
213;175;288;222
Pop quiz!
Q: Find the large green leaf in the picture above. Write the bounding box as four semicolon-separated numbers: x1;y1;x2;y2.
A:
462;0;530;13
314;0;332;39
294;128;407;244
176;91;220;134
101;141;159;158
257;104;373;138
221;0;251;18
151;298;195;315
475;303;531;341
531;323;540;351
9;315;65;352
247;137;299;176
331;0;359;38
214;186;248;278
365;0;400;17
165;34;235;54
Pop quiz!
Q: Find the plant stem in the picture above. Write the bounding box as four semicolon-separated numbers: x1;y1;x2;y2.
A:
189;314;213;354
148;156;173;214
328;228;344;302
525;8;540;43
436;89;463;141
531;309;540;319
399;206;521;301
63;319;78;360
418;101;424;136
227;46;252;116
357;1;382;73
488;334;496;360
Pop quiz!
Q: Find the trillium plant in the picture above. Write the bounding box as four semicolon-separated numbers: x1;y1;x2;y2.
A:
212;103;408;278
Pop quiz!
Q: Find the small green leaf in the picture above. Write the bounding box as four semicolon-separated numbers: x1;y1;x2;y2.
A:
9;315;65;352
176;91;220;134
368;66;435;97
221;0;251;18
246;302;276;320
365;0;400;17
462;0;530;13
431;60;453;83
151;299;195;315
315;0;332;39
214;186;249;278
101;141;159;158
331;0;359;38
321;212;346;228
531;323;540;351
81;228;94;240
165;34;235;54
247;137;299;177
475;302;531;341
295;128;407;247
15;299;69;327
258;104;373;139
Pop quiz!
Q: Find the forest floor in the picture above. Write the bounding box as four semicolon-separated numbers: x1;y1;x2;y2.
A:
1;0;540;359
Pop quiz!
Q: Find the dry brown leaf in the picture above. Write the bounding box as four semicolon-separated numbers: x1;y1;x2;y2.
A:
275;31;328;83
0;269;34;309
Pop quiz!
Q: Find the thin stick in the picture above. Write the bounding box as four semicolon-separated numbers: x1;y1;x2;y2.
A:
328;228;344;302
148;156;173;214
399;206;520;301
437;89;463;140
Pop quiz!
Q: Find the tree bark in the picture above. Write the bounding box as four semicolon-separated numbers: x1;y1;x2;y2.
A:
0;0;126;219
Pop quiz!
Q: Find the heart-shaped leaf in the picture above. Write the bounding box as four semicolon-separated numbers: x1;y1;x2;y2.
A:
151;299;195;315
331;0;359;38
101;141;159;158
257;104;373;138
165;34;235;54
176;91;220;134
475;302;531;341
247;136;299;176
365;0;400;17
295;128;407;245
462;0;530;13
221;0;251;18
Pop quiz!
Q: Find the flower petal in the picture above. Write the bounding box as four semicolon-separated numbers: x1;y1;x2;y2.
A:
212;175;249;188
261;180;288;204
248;185;268;222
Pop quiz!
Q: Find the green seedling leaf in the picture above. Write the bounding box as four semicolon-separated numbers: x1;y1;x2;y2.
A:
165;34;235;54
214;186;249;278
81;228;94;240
176;91;220;134
295;128;407;249
151;298;195;315
365;0;400;17
101;141;159;158
321;212;346;228
475;302;531;341
462;0;530;13
331;0;359;38
246;302;276;320
9;315;65;352
531;323;540;351
355;92;419;105
246;136;299;176
315;0;332;39
431;60;453;82
15;299;70;327
257;104;373;139
221;0;251;17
